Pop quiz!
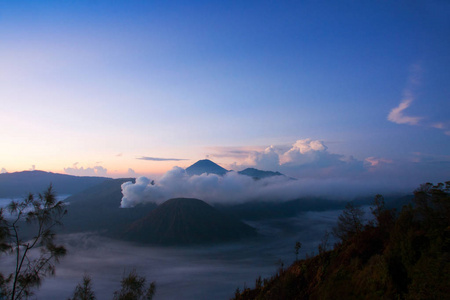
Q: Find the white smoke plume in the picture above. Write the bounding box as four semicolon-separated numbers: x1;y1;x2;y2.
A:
120;169;412;208
120;138;447;208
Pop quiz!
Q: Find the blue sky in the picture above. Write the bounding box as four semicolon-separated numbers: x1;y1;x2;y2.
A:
0;1;449;187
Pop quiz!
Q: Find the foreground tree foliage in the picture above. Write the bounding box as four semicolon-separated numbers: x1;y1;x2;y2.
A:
233;182;450;300
0;185;67;300
68;274;96;300
0;185;157;300
332;202;364;242
113;270;156;300
68;270;156;300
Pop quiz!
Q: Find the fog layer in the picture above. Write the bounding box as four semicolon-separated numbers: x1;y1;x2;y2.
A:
27;209;341;300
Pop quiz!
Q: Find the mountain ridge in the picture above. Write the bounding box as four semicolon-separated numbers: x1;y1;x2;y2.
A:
237;168;284;179
0;170;110;198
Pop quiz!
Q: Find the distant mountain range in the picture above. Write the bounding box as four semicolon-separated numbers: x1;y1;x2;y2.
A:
0;170;109;198
185;159;286;180
124;198;257;245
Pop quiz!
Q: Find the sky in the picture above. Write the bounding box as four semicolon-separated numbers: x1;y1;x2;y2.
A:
1;1;449;187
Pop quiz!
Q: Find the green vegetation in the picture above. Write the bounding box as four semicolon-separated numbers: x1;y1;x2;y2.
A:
0;185;156;300
68;271;155;300
0;185;67;300
233;182;450;300
112;270;155;300
68;274;96;300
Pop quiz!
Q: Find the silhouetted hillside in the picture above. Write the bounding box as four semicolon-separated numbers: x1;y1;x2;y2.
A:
124;198;257;245
233;182;450;300
185;159;229;176
237;168;284;180
0;170;108;198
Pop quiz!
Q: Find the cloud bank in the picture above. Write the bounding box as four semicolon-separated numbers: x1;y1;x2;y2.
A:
121;169;414;208
64;163;108;176
121;138;444;208
137;156;188;161
237;139;364;179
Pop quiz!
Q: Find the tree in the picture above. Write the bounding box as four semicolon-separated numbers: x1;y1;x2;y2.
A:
333;202;364;242
294;241;302;261
370;194;395;231
68;274;96;300
0;185;67;300
414;181;450;228
318;230;330;255
113;270;155;300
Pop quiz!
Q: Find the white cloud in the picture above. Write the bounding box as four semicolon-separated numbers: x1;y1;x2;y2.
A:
386;63;449;134
365;157;393;167
387;98;421;125
120;167;421;208
127;168;137;177
120;170;334;208
388;63;423;126
237;139;364;178
244;145;280;171
137;156;188;161
64;164;108;177
280;139;327;165
1;168;7;174
432;123;445;129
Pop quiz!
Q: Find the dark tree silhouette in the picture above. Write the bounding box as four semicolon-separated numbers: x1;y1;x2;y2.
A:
0;185;67;300
294;241;302;261
113;270;155;300
332;202;364;242
68;274;96;300
370;194;395;232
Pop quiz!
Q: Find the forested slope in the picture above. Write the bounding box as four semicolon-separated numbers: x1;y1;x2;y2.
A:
233;182;450;300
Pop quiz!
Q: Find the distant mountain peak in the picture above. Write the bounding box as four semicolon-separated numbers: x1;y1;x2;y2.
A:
185;159;228;176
